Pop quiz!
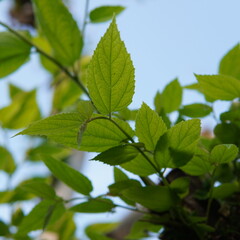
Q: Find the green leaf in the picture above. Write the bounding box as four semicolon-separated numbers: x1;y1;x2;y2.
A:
9;83;22;99
220;108;240;128
87;18;135;114
17;113;87;149
42;155;93;195
0;146;16;174
11;208;25;226
210;144;238;164
90;6;125;23
92;145;138;165
0;31;31;78
136;102;167;151
219;43;240;80
154;119;201;168
179;103;212;118
122;186;178;212
20;181;56;199
0;89;41;129
33;0;83;66
170;177;190;196
195;74;240;101
212;182;238;199
114;167;129;182
80;117;134;152
161;79;182;113
71;198;114;213
0;221;10;236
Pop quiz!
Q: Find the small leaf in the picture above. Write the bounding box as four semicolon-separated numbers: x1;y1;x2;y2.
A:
179;103;212;118
9;83;22;99
92;145;138;165
210;144;238;164
219;43;240;80
114;167;129;182
212;183;238;199
0;31;31;78
161;79;182;113
170;177;190;195
0;221;10;236
136;102;167;151
154;119;201;168
87;18;135;114
90;6;125;23
195;74;240;101
42;155;93;195
0;146;16;174
71;198;114;213
122;186;178;212
33;0;83;65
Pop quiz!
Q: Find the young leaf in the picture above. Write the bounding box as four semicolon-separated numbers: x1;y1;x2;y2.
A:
0;31;31;78
195;74;240;101
42;155;93;195
33;0;83;66
87;18;135;114
161;78;182;113
90;6;125;23
154;119;201;168
210;144;238;164
122;186;178;212
92;145;138;165
0;146;16;174
219;43;240;80
70;198;114;213
179;103;212;118
135;102;167;151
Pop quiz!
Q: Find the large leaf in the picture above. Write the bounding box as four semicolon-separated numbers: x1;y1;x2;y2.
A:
212;183;238;199
33;0;83;66
90;6;125;23
154;119;201;168
195;74;240;101
135;102;167;151
80;117;134;152
122;186;178;212
179;103;212;118
0;31;31;78
42;155;93;195
219;43;240;80
210;144;238;164
87;18;135;114
0;146;16;174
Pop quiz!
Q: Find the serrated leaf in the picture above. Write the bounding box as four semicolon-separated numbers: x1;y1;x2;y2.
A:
195;74;240;101
71;198;114;213
0;31;31;78
179;103;212;118
219;43;240;80
210;144;238;164
136;102;167;151
90;6;125;23
154;119;201;168
80;117;134;152
122;186;178;212
0;146;16;174
33;0;83;66
93;145;138;165
87;18;135;114
42;155;93;195
161;79;182;113
17;113;87;149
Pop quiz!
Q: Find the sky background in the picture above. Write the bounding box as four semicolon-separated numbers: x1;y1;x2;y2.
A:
1;0;240;238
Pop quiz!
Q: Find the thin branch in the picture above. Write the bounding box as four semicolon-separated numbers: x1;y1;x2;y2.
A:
82;0;90;41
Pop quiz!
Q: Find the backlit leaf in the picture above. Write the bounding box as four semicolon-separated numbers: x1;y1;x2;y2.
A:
0;146;16;174
179;103;212;118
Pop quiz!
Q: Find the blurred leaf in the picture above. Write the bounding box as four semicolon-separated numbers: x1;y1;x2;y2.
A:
170;177;190;196
212;183;238;199
0;220;10;236
0;189;32;204
9;83;22;99
179;103;212;118
114;167;129;182
0;146;16;174
220;109;240;128
11;208;25;226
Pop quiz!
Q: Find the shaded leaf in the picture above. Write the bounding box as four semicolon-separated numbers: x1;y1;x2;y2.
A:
114;167;129;182
179;103;212;118
212;183;238;199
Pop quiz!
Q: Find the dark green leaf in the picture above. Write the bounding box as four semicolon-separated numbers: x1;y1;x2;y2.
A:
0;221;10;236
114;167;129;182
170;177;190;196
212;183;238;199
179;103;212;118
11;208;25;226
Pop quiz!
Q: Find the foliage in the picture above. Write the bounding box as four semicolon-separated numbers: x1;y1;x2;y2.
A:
0;0;240;239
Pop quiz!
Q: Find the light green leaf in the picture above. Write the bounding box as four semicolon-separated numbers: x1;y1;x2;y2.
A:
92;145;138;165
9;83;22;99
80;117;134;152
122;186;178;212
179;103;212;118
0;146;16;174
210;144;238;164
161;79;182;113
114;167;129;182
17;113;87;149
42;155;93;195
87;18;135;114
212;182;238;199
195;74;240;101
170;177;190;196
136;102;167;151
33;0;83;66
90;6;125;23
219;43;240;80
71;198;114;213
154;119;201;168
0;31;31;78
